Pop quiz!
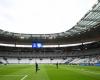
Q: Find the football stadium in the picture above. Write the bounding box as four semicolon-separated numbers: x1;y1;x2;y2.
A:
0;0;100;80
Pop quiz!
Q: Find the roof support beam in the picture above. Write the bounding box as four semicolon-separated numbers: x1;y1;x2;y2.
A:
74;27;87;31
77;24;94;27
82;18;100;22
91;10;100;12
69;29;80;33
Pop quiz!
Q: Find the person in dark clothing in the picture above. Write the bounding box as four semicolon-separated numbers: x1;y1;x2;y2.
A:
56;62;59;69
35;62;39;72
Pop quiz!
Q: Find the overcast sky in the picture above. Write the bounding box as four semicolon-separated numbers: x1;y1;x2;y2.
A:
0;0;98;34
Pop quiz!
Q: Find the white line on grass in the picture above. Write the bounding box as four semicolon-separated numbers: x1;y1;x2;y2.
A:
80;69;100;75
0;75;28;80
66;68;100;75
71;68;100;75
20;75;28;80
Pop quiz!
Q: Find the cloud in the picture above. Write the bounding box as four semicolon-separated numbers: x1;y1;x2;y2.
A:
0;0;98;34
0;0;15;8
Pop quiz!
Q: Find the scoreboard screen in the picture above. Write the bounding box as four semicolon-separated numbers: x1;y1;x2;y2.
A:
32;42;43;48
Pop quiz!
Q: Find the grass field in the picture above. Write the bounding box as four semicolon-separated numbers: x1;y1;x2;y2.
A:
0;64;100;80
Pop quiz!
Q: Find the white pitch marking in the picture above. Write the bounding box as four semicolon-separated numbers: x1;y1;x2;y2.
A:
20;75;28;80
80;70;100;75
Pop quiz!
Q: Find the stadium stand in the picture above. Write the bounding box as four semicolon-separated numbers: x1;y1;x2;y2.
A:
0;0;100;66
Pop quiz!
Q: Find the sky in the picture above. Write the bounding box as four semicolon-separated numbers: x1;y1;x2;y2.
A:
0;0;98;34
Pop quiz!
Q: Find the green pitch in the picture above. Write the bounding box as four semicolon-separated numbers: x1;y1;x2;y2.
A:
0;64;100;80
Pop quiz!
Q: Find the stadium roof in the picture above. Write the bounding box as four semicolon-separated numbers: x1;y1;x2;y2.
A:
0;0;100;45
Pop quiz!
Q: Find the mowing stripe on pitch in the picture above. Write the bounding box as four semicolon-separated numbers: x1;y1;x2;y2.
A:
0;75;24;76
20;75;28;80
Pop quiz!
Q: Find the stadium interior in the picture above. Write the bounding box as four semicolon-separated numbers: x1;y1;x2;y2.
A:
0;1;100;80
0;0;100;65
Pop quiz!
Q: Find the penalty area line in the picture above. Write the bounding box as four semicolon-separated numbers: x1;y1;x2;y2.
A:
20;75;28;80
